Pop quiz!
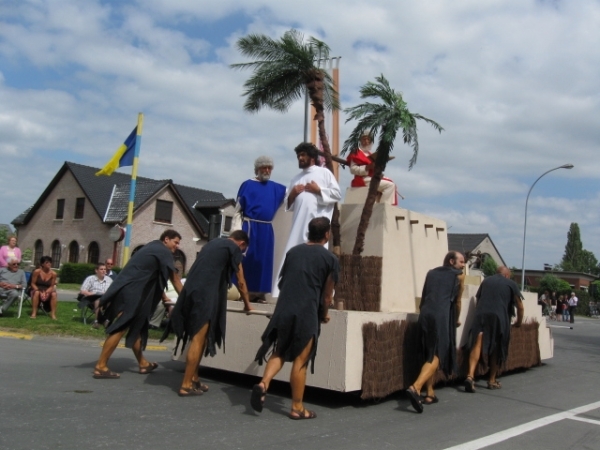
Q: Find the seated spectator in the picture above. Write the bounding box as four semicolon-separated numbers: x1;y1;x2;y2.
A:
0;236;21;268
149;278;185;330
0;257;27;315
30;256;58;320
105;258;117;280
80;263;113;329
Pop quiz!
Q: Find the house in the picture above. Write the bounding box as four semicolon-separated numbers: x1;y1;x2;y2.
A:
12;162;235;272
513;268;598;292
448;233;506;276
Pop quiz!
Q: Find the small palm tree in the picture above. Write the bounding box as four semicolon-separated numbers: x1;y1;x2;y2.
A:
231;29;342;249
342;75;443;255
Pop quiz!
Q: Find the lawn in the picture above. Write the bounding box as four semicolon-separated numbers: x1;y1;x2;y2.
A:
0;300;171;341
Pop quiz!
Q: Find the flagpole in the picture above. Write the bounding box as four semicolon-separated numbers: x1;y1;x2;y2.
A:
121;112;144;266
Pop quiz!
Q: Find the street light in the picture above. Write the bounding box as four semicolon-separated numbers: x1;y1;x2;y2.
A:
521;164;574;290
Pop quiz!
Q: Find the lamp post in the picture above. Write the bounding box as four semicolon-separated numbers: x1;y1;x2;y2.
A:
520;164;574;290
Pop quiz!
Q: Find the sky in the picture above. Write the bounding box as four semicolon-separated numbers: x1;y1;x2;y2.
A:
1;0;599;270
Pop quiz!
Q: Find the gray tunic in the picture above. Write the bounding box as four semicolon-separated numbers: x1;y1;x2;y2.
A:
469;273;523;364
255;244;339;373
99;240;175;349
418;265;463;377
169;238;243;357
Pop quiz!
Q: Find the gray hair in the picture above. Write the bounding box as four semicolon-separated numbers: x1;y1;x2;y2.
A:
6;257;20;264
254;156;274;173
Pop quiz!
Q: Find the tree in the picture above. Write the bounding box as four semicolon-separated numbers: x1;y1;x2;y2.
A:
0;226;8;246
342;75;443;255
481;256;498;277
579;249;599;275
560;223;583;271
539;274;571;294
231;29;342;248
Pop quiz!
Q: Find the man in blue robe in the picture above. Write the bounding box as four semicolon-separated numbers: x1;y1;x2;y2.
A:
232;156;286;300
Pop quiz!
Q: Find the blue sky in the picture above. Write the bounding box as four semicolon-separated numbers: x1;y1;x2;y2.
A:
1;0;599;270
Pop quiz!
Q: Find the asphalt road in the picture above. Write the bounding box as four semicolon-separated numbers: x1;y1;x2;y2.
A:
1;317;599;450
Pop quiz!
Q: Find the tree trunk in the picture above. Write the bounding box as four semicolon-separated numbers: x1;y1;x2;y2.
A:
352;143;391;256
307;69;341;254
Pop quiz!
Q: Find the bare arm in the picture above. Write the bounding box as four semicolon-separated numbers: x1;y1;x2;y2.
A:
321;273;335;324
169;271;183;295
30;270;40;291
235;263;253;312
514;296;524;327
287;184;305;208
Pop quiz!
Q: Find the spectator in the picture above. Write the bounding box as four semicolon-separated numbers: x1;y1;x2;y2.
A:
30;256;58;320
80;263;113;329
568;292;578;324
0;236;21;268
105;258;117;280
0;257;27;315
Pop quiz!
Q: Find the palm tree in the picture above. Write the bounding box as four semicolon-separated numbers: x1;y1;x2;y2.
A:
231;29;342;249
342;75;443;255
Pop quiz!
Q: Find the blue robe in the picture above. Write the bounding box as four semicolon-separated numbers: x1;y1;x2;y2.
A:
236;179;285;292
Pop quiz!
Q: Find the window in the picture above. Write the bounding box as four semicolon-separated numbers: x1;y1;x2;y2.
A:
56;199;65;220
88;242;100;264
51;240;61;267
154;200;173;224
68;241;79;263
34;240;44;265
74;197;85;219
223;215;233;234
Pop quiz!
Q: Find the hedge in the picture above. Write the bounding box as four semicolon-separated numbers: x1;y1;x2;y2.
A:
59;263;121;284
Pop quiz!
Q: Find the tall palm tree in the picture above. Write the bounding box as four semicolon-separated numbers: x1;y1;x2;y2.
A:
342;75;443;255
231;29;342;248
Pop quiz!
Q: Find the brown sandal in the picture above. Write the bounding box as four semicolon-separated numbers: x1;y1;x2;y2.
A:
93;369;120;379
487;380;502;390
178;387;204;397
464;376;475;393
289;408;317;420
192;379;209;392
138;362;159;374
251;383;267;412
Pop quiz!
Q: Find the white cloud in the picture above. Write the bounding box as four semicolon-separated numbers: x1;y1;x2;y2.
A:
0;0;599;270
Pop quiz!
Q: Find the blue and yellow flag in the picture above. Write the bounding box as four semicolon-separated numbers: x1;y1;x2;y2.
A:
95;127;138;176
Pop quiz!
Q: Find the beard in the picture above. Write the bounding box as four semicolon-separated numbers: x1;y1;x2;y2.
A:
359;142;373;153
256;172;271;182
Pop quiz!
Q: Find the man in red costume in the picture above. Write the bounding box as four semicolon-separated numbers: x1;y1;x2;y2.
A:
346;132;397;205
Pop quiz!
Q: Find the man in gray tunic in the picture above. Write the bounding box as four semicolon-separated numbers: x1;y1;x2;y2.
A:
168;230;253;397
93;230;183;379
464;266;524;392
406;251;465;413
0;257;27;315
251;217;338;420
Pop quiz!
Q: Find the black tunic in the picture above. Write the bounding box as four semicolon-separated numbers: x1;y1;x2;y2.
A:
169;238;243;357
418;265;463;376
469;273;522;364
99;240;175;349
255;244;339;373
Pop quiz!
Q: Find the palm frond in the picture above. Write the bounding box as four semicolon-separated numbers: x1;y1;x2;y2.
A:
342;74;443;167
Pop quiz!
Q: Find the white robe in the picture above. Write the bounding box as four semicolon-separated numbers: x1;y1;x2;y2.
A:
272;165;341;297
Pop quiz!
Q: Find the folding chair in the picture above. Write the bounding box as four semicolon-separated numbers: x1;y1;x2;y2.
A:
77;294;101;324
18;272;49;318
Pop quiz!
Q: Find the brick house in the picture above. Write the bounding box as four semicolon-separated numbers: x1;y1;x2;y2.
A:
12;162;234;272
513;269;598;292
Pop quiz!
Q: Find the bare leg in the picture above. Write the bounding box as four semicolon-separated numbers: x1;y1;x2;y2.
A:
30;292;40;318
49;292;58;320
180;323;209;393
467;333;483;379
260;353;285;392
488;350;499;385
412;355;439;395
289;338;314;414
131;337;151;369
95;329;127;373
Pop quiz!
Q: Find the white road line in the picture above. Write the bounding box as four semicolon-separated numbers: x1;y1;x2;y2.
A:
568;416;600;426
444;401;600;450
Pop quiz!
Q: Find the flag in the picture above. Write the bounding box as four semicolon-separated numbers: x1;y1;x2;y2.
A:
95;127;138;176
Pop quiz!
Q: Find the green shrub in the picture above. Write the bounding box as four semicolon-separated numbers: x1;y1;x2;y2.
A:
59;263;97;284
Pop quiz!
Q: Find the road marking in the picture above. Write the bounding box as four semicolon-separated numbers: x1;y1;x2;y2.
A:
444;400;600;450
568;416;600;426
0;331;33;340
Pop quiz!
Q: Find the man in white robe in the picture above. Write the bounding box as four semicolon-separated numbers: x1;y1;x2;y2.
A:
272;143;341;297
